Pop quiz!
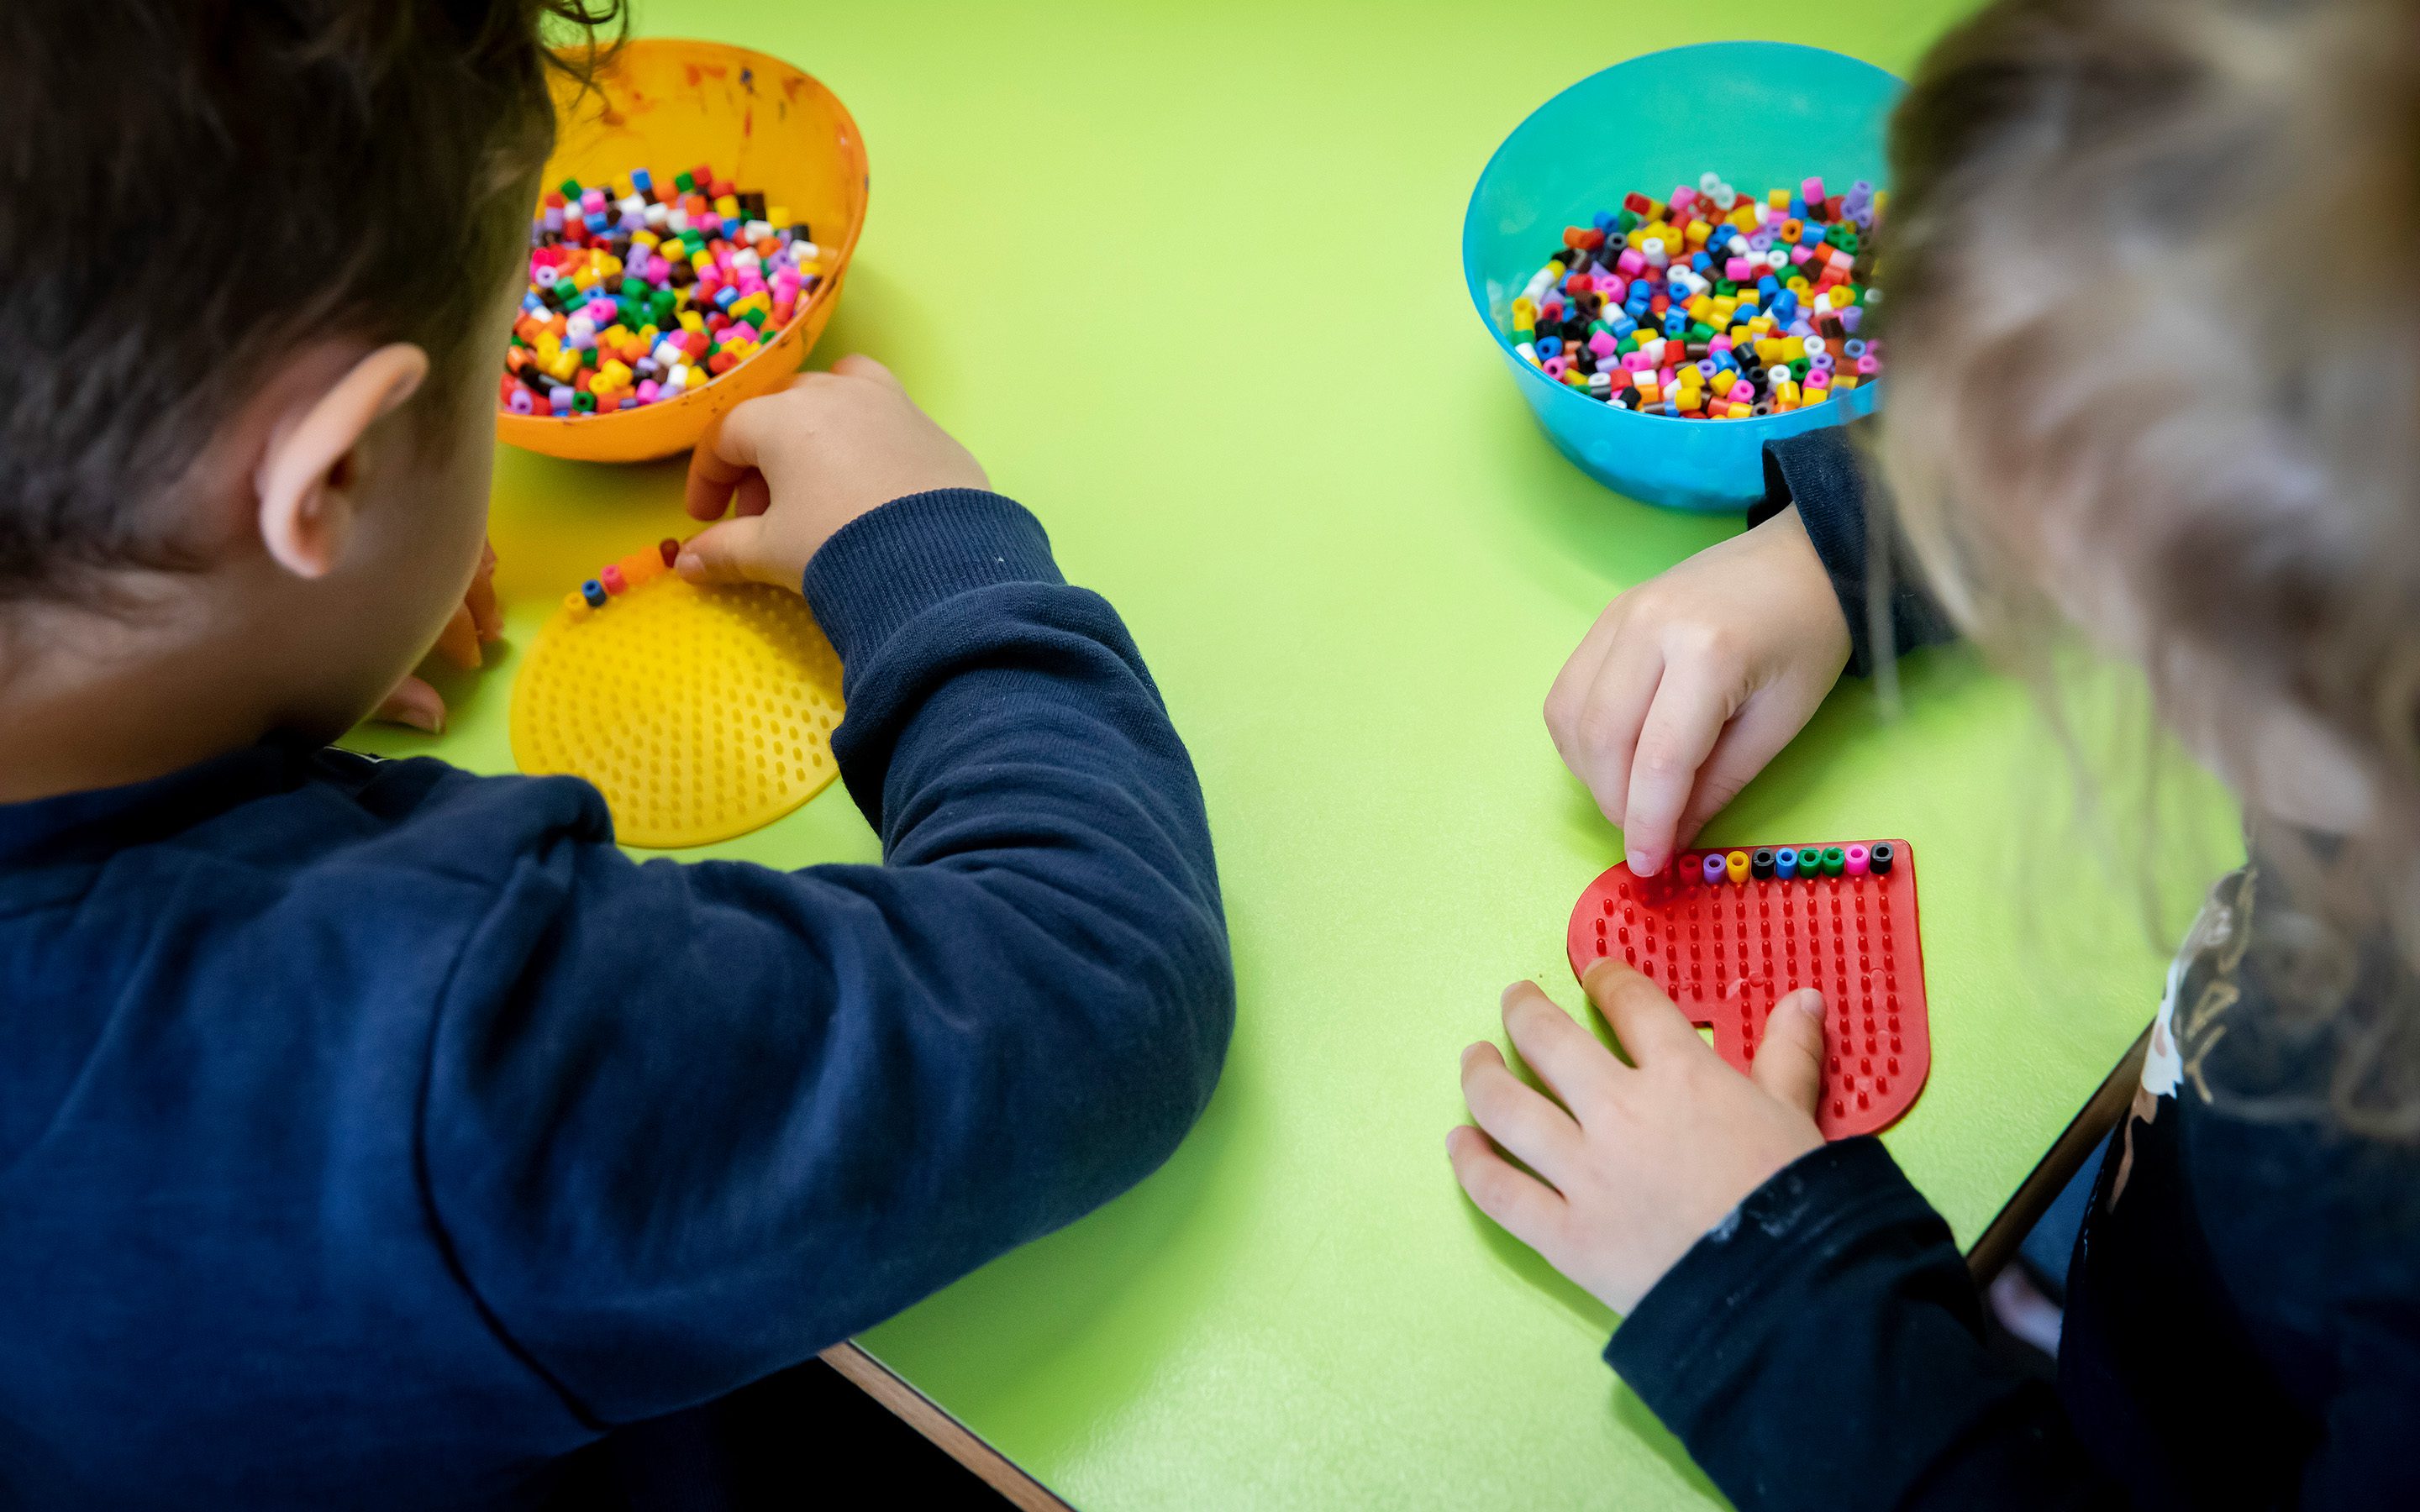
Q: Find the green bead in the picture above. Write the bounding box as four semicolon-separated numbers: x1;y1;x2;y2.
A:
1587;319;1612;336
1690;322;1716;342
558;177;582;198
1616;208;1641;232
1714;279;1738;297
1790;358;1812;381
674;171;697;192
572;390;597;412
1821;846;1846;876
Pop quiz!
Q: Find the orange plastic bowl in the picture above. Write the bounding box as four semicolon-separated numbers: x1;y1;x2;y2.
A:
497;38;869;464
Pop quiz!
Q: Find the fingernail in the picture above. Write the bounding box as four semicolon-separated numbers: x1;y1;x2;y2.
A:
1628;847;1660;876
675;552;703;580
405;707;443;735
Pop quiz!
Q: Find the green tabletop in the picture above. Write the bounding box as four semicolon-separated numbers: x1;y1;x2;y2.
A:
350;1;2238;1505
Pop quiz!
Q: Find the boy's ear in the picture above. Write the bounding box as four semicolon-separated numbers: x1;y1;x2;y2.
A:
255;344;430;580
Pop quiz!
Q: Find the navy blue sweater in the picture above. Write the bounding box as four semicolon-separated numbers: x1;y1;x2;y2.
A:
0;490;1234;1508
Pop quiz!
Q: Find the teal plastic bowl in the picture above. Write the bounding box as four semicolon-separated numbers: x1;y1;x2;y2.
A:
1463;43;1902;512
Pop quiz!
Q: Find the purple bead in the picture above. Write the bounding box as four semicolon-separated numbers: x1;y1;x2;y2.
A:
1702;853;1728;885
1840;307;1864;333
507;389;534;415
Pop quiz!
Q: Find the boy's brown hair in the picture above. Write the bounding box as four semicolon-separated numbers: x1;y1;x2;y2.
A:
0;0;618;605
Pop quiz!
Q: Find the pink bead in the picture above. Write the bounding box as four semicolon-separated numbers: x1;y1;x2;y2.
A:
1623;351;1651;373
1669;186;1697;213
1857;354;1881;375
1844;844;1870;876
601;564;627;595
1728;380;1754;404
1801;176;1826;205
636;379;661;403
1587;331;1617;358
1805;367;1832;389
1542;356;1569;380
1616;248;1646;276
1725;257;1754;281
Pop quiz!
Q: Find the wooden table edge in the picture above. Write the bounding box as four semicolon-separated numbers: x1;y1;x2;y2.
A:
819;1341;1076;1510
823;1023;2152;1506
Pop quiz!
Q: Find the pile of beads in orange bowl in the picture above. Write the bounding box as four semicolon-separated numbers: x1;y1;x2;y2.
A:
1509;171;1884;419
502;162;825;418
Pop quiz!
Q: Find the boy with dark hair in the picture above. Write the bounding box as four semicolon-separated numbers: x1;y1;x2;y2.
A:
0;3;1233;1505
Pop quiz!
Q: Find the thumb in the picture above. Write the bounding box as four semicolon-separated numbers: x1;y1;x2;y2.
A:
1749;989;1826;1114
829;353;903;391
676;513;786;587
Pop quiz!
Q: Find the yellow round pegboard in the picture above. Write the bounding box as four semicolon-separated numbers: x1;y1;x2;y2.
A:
509;574;845;848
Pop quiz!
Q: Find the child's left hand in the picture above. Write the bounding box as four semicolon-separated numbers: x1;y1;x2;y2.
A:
1449;961;1828;1315
374;538;502;733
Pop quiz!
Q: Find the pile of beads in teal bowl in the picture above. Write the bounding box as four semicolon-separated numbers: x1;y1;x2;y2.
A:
1462;42;1902;512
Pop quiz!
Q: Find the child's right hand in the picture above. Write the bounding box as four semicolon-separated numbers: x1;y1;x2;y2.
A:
677;354;989;589
1544;505;1851;877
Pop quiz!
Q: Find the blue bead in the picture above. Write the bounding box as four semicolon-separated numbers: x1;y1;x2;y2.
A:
632;167;655;193
1535;337;1562;359
581;580;608;607
1691;250;1713;275
1591;211;1616;231
1775;848;1798;880
1758;274;1782;300
1662;312;1687;338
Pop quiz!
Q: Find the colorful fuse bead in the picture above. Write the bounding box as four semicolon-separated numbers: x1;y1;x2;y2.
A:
1507;170;1884;420
502;162;826;420
567;538;682;618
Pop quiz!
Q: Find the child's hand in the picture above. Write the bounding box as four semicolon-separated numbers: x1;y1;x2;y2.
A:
373;538;502;733
1544;505;1850;877
677;355;988;589
1449;963;1826;1315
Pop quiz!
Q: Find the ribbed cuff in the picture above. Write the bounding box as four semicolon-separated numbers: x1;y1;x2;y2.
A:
800;489;1064;682
1607;1136;1928;1391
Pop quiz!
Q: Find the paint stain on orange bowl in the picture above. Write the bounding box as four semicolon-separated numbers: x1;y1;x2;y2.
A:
498;38;869;464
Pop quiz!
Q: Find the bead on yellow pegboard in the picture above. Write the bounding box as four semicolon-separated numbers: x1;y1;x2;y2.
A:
509;572;845;848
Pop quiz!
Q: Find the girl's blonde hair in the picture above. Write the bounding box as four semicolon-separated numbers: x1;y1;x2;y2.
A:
1878;0;2420;1137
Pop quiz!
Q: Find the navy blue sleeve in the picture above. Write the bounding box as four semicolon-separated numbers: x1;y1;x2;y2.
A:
417;489;1233;1425
1607;1138;2122;1511
1746;429;1959;677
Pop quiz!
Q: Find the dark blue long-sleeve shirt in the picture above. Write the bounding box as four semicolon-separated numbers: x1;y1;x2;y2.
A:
1608;439;2420;1509
0;489;1233;1508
